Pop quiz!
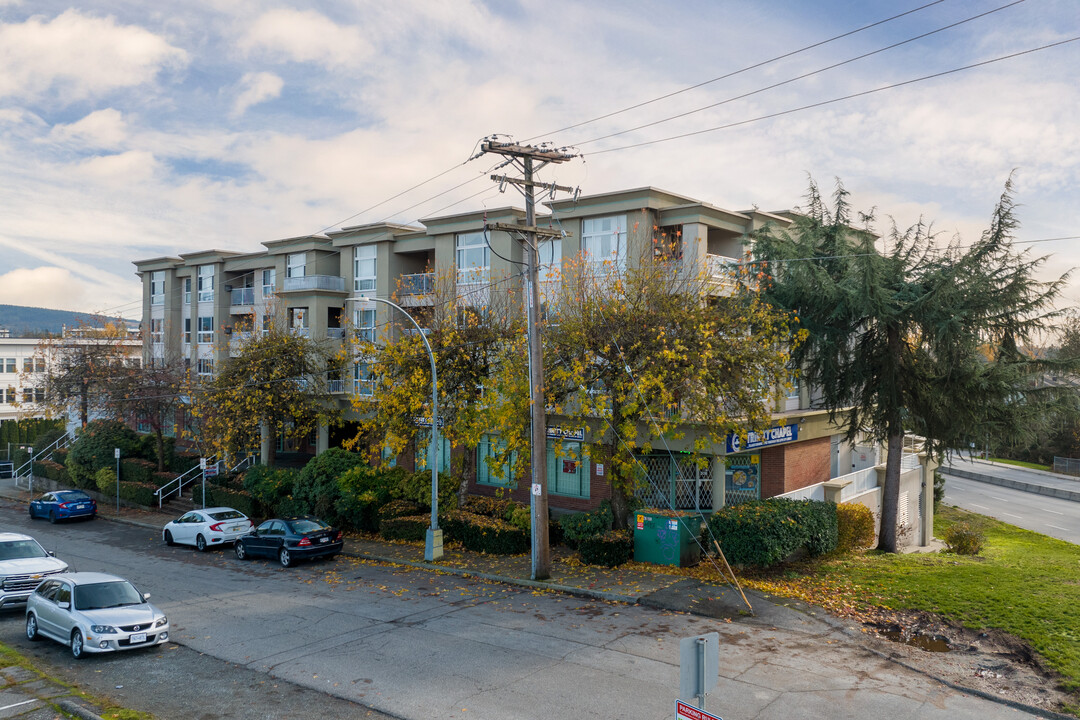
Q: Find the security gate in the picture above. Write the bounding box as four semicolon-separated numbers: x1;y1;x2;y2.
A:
635;454;712;511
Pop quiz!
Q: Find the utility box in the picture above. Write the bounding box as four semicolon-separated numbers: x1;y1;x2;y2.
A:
633;511;705;567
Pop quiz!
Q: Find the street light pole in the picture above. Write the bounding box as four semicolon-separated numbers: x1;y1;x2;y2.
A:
348;296;442;561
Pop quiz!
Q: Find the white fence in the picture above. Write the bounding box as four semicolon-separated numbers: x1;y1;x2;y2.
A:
776;483;825;501
838;467;879;501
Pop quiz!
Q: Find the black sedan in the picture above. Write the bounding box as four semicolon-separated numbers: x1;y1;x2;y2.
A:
233;516;343;568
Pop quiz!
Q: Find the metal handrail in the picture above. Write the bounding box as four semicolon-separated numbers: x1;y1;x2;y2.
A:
15;431;74;492
229;454;255;474
154;456;215;508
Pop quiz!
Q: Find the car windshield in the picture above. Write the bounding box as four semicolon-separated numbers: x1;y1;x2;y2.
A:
74;581;144;611
55;491;89;502
0;539;48;560
289;519;329;534
208;510;244;521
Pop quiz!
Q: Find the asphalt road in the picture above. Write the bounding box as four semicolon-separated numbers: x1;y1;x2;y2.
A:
0;501;1056;720
942;474;1080;545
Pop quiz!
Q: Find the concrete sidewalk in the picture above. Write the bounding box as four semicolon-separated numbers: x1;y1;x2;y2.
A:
0;663;107;720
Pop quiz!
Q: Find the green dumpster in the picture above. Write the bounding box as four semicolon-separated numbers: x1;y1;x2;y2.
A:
633;511;705;567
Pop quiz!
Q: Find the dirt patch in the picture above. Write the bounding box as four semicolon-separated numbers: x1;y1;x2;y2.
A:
852;607;1075;715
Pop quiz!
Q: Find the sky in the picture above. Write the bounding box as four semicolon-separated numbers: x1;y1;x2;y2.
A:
1;0;1078;320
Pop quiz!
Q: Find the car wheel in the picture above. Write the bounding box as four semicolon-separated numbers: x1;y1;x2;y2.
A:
28;506;35;519
195;534;207;552
278;548;293;568
234;542;248;561
26;614;40;641
70;629;85;659
164;530;175;546
49;510;57;524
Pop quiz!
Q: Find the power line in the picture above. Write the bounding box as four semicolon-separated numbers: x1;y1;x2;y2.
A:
587;35;1080;156
529;0;949;141
573;0;1026;147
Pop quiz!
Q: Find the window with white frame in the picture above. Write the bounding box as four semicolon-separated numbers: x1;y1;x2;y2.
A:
22;358;44;374
150;318;163;344
289;307;308;334
2;358;15;373
353;306;376;343
197;265;214;302
33;388;44;403
477;434;515;487
582;215;627;269
548;440;590;498
1;387;13;403
150;271;165;306
456;231;489;283
538;238;561;281
197;358;214;376
354;245;377;292
261;313;273;336
184;318;191;345
262;268;276;296
353;361;374;396
183;278;191;304
197;316;214;343
286;253;306;279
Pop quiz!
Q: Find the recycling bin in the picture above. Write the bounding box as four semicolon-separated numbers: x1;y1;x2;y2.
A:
633;511;706;567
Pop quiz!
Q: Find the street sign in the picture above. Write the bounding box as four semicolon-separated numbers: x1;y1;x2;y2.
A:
204;464;219;478
676;699;723;720
680;632;719;707
114;448;120;459
199;457;207;470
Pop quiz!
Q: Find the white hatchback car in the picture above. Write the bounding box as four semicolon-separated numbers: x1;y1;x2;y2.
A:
25;572;169;659
162;507;253;551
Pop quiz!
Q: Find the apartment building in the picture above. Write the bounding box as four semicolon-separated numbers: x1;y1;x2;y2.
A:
0;336;49;423
134;187;880;515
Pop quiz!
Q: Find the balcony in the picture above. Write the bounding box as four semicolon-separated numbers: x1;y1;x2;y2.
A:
399;273;434;306
326;327;345;340
230;287;255;307
705;254;739;278
329;378;345;394
283;275;346;293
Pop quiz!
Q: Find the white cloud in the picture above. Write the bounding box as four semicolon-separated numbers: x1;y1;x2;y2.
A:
0;266;88;309
239;9;371;68
230;71;283;118
48;109;129;150
0;9;187;103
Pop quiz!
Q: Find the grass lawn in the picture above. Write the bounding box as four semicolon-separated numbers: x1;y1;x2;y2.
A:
988;457;1052;471
741;505;1080;692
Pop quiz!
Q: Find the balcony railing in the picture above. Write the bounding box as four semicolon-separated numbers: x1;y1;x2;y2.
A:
231;287;255;306
329;379;345;394
400;272;434;296
283;275;346;292
326;327;345;340
705;254;740;278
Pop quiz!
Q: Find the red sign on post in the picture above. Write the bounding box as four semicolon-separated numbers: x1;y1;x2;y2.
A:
676;700;723;720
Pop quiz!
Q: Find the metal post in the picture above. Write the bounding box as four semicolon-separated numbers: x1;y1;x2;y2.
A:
114;447;120;512
28;446;33;496
348;296;442;560
697;637;707;710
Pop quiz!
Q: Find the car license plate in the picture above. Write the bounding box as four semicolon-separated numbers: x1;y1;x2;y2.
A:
230;524;245;531
77;504;87;509
130;632;147;643
319;536;329;543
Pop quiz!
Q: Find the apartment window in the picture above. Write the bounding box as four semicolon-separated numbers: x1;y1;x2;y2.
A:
353;362;374;396
197;358;214;377
33;388;45;403
416;429;450;473
197;265;214;302
286;253;306;279
197;316;214;344
184;278;191;304
184;318;191;345
548;440;590;498
477;434;515;487
150;318;163;344
23;358;44;373
538;238;561;281
353;306;376;343
456;231;489;283
262;269;276;296
1;387;12;404
261;313;273;336
289;307;308;336
150;271;165;306
2;358;15;373
582;215;627;269
354;245;377;292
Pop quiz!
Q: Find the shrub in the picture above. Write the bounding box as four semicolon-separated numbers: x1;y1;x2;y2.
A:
392;470;459;512
293;448;368;524
560;503;613;548
706;498;838;568
241;465;300;515
579;529;633;567
835;503;876;552
943;521;985;555
380;515;430;542
461;496;513;518
121;458;156;485
505;504;531;533
171;452;201;474
33;459;71;485
441;510;528;555
379;499;426;522
94;467;115;494
66;420;140;487
336;465;397;532
191;485;260;518
30;423;67;452
118;481;157;507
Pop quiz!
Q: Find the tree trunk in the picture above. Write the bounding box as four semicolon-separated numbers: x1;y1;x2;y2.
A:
155;429;166;472
877;430;905;552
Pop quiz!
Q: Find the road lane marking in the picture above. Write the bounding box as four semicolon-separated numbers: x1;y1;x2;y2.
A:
989;496;1006;501
1042;509;1064;515
971;504;990;510
1002;513;1022;519
0;699;38;711
1047;524;1069;532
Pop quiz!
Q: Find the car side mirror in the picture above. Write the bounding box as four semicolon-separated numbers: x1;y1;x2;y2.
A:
47;551;55;557
58;601;70;610
143;593;151;600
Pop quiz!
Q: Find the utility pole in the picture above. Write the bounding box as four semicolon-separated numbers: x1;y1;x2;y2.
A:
480;138;576;580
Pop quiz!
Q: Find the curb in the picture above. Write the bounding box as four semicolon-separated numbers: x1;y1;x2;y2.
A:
56;699;106;720
941;466;1080;503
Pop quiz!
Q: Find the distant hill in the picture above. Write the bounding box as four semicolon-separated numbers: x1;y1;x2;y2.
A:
0;304;136;337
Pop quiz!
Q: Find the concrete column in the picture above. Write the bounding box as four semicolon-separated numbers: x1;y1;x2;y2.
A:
711;454;725;511
317;422;329;455
920;452;937;546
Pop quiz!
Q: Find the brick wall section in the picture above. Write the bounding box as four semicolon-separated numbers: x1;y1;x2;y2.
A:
760;436;831;497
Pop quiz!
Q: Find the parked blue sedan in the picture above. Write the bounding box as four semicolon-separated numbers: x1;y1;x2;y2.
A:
29;490;97;523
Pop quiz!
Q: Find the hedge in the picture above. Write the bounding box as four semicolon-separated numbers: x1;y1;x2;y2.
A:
121;458;156;485
461;496;514;518
118;481;157;507
579;530;633;567
191;485;260;518
560;503;613;548
835;503;876;552
441;510;528;555
33;459;71;485
379;515;430;542
706;498;838;568
379;499;426;523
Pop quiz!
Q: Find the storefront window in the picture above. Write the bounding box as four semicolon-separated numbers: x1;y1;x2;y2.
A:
725;453;760;505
